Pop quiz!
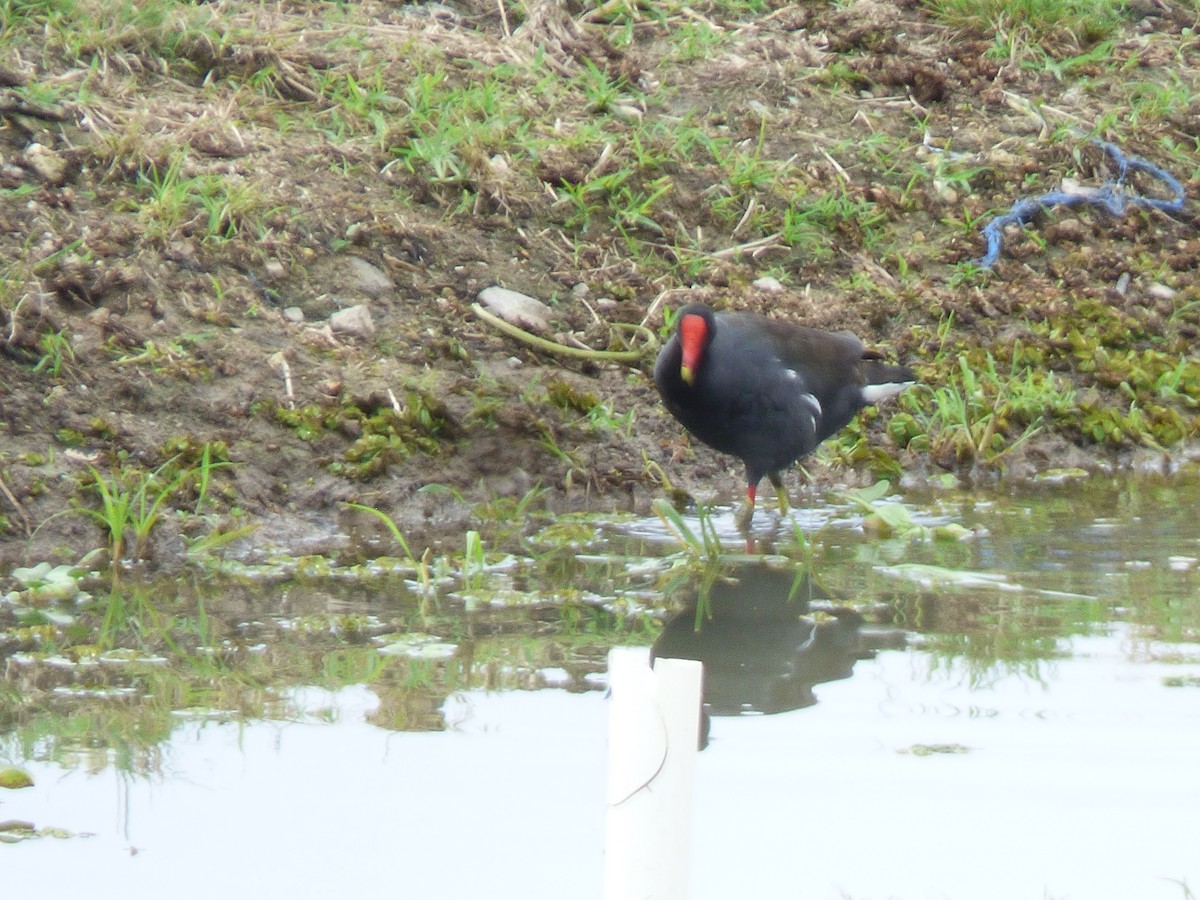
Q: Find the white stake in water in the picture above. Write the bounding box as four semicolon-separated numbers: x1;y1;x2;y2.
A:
603;648;703;900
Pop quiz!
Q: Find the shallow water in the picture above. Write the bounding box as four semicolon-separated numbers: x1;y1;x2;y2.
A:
3;475;1200;899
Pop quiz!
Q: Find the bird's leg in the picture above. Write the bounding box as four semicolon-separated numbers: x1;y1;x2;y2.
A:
767;471;789;514
734;482;758;531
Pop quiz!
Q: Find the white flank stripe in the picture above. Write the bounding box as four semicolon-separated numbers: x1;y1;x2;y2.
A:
861;381;915;402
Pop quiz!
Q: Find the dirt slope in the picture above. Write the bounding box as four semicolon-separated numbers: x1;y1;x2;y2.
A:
2;0;1199;566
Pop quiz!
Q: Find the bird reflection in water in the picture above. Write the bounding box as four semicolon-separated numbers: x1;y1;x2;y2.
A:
651;561;903;748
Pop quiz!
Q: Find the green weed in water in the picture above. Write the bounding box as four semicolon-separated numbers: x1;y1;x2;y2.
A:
653;497;724;562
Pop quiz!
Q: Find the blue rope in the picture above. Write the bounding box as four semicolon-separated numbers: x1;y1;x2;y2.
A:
975;140;1186;269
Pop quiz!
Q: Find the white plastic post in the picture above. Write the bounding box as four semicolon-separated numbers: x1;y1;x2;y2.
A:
603;647;703;900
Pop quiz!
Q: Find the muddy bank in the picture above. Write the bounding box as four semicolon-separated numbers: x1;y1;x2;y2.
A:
2;0;1199;568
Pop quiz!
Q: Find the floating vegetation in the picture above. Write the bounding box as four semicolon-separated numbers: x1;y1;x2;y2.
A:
899;743;972;756
376;633;458;659
5;563;90;604
0;767;34;789
874;563;1023;591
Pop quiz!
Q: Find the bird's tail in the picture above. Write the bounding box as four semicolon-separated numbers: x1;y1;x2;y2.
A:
860;360;916;402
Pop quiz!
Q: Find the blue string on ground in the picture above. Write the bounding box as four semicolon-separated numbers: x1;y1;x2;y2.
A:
975;139;1186;269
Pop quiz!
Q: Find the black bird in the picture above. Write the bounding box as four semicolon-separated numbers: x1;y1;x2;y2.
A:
654;303;915;528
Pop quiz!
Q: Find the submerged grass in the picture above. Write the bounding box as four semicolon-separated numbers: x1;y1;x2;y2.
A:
0;539;671;772
8;466;1200;812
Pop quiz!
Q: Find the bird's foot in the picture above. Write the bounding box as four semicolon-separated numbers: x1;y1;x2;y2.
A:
734;496;755;532
767;472;790;516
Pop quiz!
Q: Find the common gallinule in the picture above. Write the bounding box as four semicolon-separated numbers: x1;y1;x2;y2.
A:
654;303;915;529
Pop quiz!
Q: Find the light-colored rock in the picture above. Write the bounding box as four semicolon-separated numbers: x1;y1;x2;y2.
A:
0;162;25;188
1045;217;1084;245
22;143;66;185
329;304;375;338
344;256;395;298
984;148;1017;168
752;276;784;293
477;286;553;333
282;306;305;323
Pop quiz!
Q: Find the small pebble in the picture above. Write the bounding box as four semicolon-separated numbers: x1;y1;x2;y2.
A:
933;180;957;203
1147;283;1176;301
1045;218;1084;244
984;147;1017;168
0;162;25;188
22;143;67;185
478;286;553;333
752;276;784;293
344;256;394;298
283;307;305;323
329;304;374;338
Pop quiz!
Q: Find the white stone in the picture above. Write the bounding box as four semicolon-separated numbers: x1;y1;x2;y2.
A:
22;143;66;185
752;276;784;293
329;304;375;338
478;286;553;333
344;256;395;298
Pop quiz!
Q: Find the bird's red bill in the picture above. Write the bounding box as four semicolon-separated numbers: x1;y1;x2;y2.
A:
679;312;708;385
